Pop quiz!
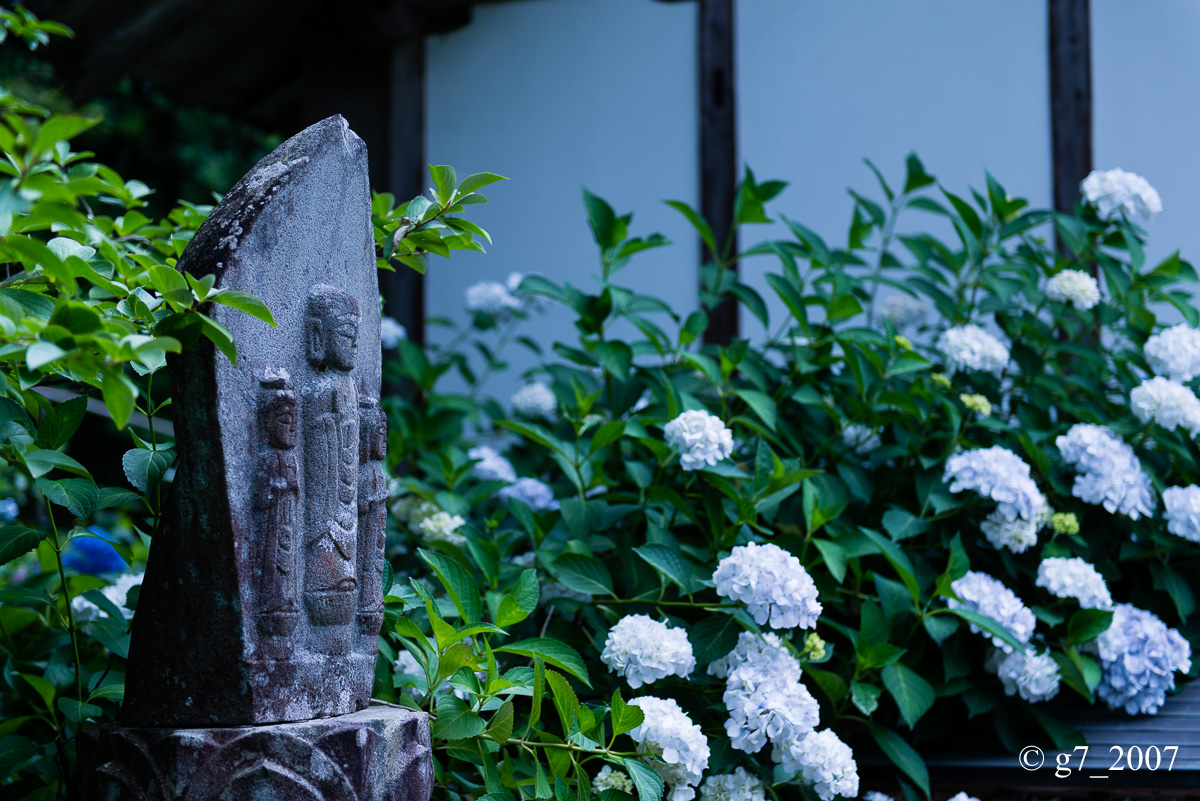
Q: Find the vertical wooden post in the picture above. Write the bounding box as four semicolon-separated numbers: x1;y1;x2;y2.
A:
1049;0;1093;229
699;0;738;345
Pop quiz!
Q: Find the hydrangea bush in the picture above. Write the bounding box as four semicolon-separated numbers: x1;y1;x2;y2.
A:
376;159;1200;801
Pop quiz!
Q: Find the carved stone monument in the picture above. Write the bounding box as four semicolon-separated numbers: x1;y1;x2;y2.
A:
81;116;432;801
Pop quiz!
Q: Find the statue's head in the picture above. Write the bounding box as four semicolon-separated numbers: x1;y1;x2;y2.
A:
259;369;298;450
359;395;387;462
306;284;360;372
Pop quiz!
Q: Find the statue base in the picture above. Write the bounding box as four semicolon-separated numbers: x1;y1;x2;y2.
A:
81;703;432;801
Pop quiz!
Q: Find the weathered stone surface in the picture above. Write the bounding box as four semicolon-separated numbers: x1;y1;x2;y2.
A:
123;115;386;727
81;704;433;801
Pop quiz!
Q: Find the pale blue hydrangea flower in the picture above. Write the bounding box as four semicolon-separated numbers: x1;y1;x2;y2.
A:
628;696;710;801
1045;269;1101;310
1130;377;1200;436
601;614;695;689
699;768;765;801
713;542;821;630
0;497;18;523
1081;168;1162;221
664;409;734;471
936;324;1010;376
723;644;819;755
1057;424;1155;520
997;648;1061;703
948;571;1036;652
1163;486;1200;543
1145;323;1200;382
379;316;407;349
468;445;516;483
1093;604;1191;715
775;729;859;801
465;280;520;316
512;382;557;421
1036;557;1112;610
499;477;558;511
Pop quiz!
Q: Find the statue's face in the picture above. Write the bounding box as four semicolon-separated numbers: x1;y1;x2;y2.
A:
359;406;387;461
327;314;359;371
268;395;298;449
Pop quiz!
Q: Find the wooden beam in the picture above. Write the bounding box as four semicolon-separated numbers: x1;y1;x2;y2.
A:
1049;0;1092;223
699;0;737;345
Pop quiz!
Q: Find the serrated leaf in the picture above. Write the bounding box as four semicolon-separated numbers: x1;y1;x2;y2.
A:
0;526;46;566
550;552;612;597
34;396;86;450
0;735;38;778
432;694;485;740
487;698;514;744
610;688;645;736
623;758;665;801
688;614;739;664
633;543;696;593
497;638;591;687
418;548;482;624
121;448;173;495
865;721;930;799
35;477;97;518
882;663;935;728
1067;609;1114;645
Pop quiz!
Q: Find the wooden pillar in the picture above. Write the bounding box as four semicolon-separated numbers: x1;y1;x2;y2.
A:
699;0;738;345
1049;0;1093;224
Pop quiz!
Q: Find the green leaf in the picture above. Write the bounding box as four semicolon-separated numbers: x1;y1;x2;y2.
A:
610;688;645;736
57;697;102;723
945;608;1026;654
23;449;90;479
0;735;37;778
865;721;930;799
633;544;696;594
921;615;958;645
512;569;540;613
0;587;55;607
0;526;46;566
102;369;136;429
665;200;717;257
733;389;777;430
859;527;920;602
430;165;458;204
25;341;66;370
882;663;936;728
121;448;173;495
813;539;847;583
35;396;86;450
455;171;508;198
432;694;485;740
496;638;591;687
1067;609;1114;645
623;758;665;801
851;681;882;715
688;614;739;664
209;290;276;328
582;189;617;250
35;477;98;518
550;552;613;597
419;548;482;624
589;421;626;454
544;669;580;733
88;683;125;703
487;698;514;744
882;508;929;542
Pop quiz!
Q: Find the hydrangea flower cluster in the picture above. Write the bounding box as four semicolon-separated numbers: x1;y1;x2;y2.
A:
0;497;16;523
774;729;859;801
997;648;1061;703
947;793;982;801
71;572;143;622
417;511;467;547
707;631;791;679
1056;424;1155;520
699;768;765;801
1045;269;1101;310
512;382;558;421
943;446;1048;552
863;793;895;801
1080;168;1162;221
593;766;634;794
1093;604;1191;714
880;293;925;327
712;542;822;629
1164;486;1200;542
601;615;696;688
664;410;735;471
628;696;710;801
465;280;521;316
1036;557;1112;609
468;445;517;483
841;423;881;456
936;324;1010;376
500;477;559;511
1145;324;1200;382
1130;377;1200;436
722;641;819;754
379;316;407;349
949;571;1036;652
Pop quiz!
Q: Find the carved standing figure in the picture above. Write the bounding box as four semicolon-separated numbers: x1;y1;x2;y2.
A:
254;370;300;652
302;284;361;644
357;394;388;637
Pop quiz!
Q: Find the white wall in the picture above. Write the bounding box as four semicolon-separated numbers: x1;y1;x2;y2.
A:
735;0;1053;339
1093;1;1200;275
425;0;699;401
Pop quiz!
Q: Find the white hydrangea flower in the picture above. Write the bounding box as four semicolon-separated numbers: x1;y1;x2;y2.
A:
880;294;925;327
707;632;791;679
602;615;696;688
71;572;143;622
512;382;558;422
628;696;710;801
842;424;881;456
997;648;1061;703
465;280;521;316
724;659;819;754
1057;424;1155;520
699;768;765;801
1164;486;1200;542
1145;324;1200;382
943;446;1048;525
394;649;423;676
863;793;895;801
775;729;859;801
947;793;981;801
1081;168;1162;221
713;542;822;630
417;511;467;547
594;766;634;794
1036;557;1113;610
948;571;1036;652
936;324;1011;376
1093;604;1191;715
468;445;517;483
1045;270;1101;310
980;509;1039;554
1130;377;1200;436
507;271;526;293
664;410;734;471
379;316;407;349
500;477;559;512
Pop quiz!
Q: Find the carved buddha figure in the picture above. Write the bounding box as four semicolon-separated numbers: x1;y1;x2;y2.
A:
302;285;361;639
254;370;300;647
356;395;388;637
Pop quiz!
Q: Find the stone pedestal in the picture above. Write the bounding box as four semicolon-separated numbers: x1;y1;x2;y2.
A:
81;704;432;801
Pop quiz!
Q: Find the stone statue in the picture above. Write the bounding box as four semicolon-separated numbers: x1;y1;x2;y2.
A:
89;116;433;801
